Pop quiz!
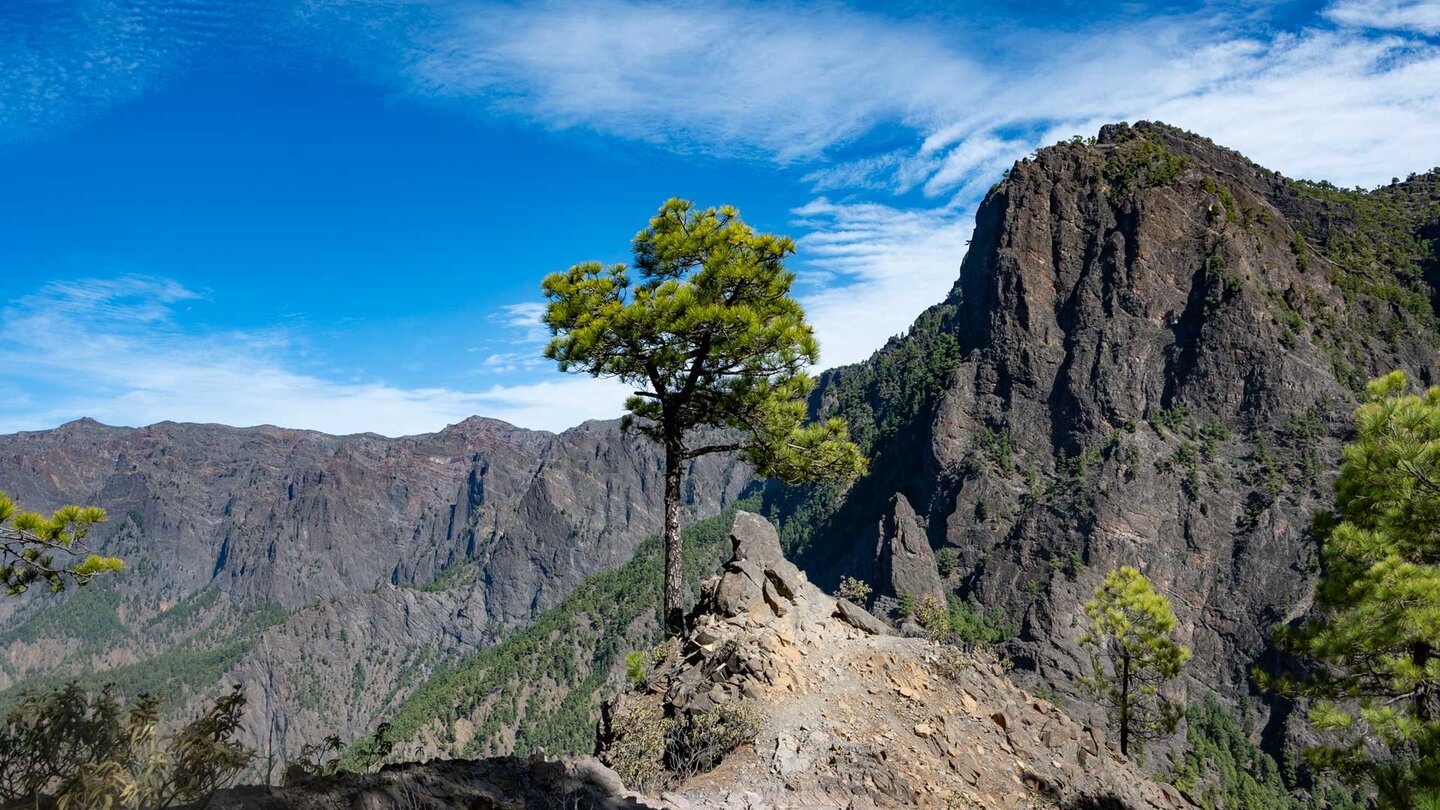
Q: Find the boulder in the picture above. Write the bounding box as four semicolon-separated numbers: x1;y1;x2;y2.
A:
714;563;764;617
729;510;786;567
834;598;889;635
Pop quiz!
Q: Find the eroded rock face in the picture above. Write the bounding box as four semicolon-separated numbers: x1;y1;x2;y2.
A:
600;512;1193;809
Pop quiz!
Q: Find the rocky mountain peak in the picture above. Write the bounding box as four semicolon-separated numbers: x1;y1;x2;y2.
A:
795;120;1440;765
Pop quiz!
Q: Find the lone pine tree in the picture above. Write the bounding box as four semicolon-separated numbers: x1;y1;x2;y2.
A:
542;198;865;633
1266;371;1440;808
1079;566;1191;756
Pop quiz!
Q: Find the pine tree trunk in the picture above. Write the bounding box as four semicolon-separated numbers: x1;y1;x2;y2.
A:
662;439;685;636
1119;653;1131;757
1414;641;1433;721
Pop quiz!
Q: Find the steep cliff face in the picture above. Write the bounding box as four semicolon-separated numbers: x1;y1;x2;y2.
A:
0;416;752;759
0;417;748;622
796;122;1440;735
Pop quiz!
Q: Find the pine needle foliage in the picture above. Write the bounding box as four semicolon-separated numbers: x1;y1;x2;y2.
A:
1079;566;1191;756
1263;371;1440;808
543;198;865;632
0;491;120;595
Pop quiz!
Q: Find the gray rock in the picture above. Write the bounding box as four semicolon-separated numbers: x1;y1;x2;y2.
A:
799;121;1440;740
833;598;889;635
762;578;789;617
729;510;785;567
715;567;764;617
874;493;945;603
765;559;804;600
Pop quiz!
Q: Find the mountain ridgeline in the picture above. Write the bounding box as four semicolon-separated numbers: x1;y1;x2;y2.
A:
0;417;751;760
0;121;1437;792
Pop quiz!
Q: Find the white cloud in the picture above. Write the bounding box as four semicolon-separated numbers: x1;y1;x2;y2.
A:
400;1;985;162
1326;0;1440;35
493;301;549;344
318;1;1439;191
0;277;628;435
0;0;279;144
791;199;974;368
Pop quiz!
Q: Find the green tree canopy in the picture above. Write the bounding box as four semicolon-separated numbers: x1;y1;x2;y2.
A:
1079;566;1191;756
0;491;120;595
543;198;865;631
1266;371;1440;807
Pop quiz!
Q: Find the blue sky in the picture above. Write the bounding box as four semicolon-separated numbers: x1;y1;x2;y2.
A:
2;0;1437;435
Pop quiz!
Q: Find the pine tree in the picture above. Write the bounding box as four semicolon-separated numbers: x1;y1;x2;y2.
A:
1265;371;1440;807
542;199;866;633
1079;566;1191;756
0;491;120;595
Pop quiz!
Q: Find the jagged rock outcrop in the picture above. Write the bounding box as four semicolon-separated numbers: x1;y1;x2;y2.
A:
874;493;945;604
800;123;1440;748
600;512;1193;809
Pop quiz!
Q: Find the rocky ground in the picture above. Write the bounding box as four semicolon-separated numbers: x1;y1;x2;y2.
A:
604;512;1192;809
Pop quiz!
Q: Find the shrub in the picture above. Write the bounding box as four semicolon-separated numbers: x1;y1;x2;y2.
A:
935;548;959;578
626;651;648;685
916;595;949;643
665;702;761;780
606;702;669;792
931;644;973;681
0;683;251;809
346;721;393;772
976;428;1014;472
896;592;917;620
836;576;872;605
947;595;1015;648
606;701;761;789
284;735;344;783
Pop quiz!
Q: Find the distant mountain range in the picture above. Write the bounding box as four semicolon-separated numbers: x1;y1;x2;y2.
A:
0;415;751;757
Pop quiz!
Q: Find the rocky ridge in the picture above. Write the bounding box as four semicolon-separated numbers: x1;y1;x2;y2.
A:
600;512;1193;809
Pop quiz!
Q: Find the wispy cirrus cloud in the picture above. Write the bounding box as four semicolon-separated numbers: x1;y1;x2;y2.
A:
1326;0;1440;35
790;199;974;366
0;0;275;144
0;276;627;435
400;2;985;162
